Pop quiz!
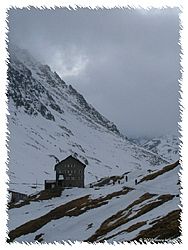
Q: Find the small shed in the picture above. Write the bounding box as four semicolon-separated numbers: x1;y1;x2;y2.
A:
44;180;56;190
8;190;27;203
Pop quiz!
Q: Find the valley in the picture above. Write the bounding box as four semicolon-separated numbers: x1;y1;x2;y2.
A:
6;45;181;243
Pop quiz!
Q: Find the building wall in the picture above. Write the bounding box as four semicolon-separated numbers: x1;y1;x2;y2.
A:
57;179;84;188
55;157;85;188
45;181;56;190
9;191;27;203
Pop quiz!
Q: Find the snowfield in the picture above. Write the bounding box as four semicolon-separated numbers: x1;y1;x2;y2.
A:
131;135;180;162
8;161;180;243
7;45;168;194
6;45;181;243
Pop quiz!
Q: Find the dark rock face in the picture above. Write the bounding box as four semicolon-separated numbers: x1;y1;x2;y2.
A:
7;45;123;136
7;58;63;121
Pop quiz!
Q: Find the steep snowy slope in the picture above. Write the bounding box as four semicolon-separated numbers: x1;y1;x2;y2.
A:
7;45;168;195
141;135;180;162
7;161;181;243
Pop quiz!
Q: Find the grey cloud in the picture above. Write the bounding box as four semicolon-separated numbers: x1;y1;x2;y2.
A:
8;7;181;137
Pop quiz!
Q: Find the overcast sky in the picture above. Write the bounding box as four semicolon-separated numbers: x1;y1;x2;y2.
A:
8;7;181;138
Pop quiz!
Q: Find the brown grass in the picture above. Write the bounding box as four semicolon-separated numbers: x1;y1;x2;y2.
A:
138;160;179;184
7;186;132;242
7;195;90;243
130;194;174;220
126;221;147;233
133;209;181;241
8;188;63;209
125;221;147;233
86;193;174;242
103;221;147;242
36;188;63;201
86;192;156;242
126;193;156;211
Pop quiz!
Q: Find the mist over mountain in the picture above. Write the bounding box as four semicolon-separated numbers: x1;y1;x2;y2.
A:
8;7;180;138
7;45;181;243
7;44;171;193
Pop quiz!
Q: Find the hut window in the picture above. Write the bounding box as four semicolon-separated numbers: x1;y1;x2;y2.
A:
59;175;64;180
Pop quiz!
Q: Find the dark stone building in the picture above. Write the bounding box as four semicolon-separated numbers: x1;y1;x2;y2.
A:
55;155;86;188
45;155;86;189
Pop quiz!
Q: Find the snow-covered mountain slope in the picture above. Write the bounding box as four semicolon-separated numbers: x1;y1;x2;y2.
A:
7;45;169;194
7;161;181;243
140;135;180;162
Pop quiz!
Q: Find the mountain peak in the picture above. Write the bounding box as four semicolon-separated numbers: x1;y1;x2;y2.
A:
7;45;169;196
7;45;122;136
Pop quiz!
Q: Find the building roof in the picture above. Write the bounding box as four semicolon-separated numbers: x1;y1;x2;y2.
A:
8;190;28;196
54;155;86;171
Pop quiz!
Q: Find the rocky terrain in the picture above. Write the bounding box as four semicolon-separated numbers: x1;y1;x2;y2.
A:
7;45;181;243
